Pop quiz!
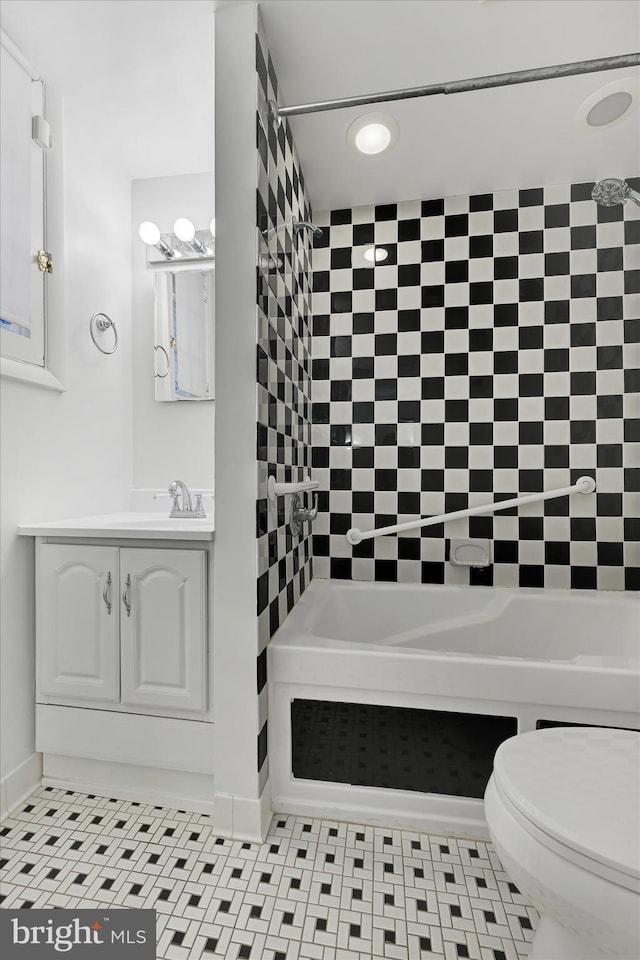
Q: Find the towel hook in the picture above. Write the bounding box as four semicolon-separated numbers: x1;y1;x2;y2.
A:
89;312;118;354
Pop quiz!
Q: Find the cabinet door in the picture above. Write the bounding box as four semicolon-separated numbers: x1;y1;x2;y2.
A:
37;544;120;703
119;548;206;715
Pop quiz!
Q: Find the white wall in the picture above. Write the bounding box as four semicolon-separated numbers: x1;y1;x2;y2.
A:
131;173;215;492
212;1;265;833
0;90;133;783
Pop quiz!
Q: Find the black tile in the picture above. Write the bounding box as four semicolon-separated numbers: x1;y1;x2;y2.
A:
571;225;596;249
353;223;374;245
470;281;493;304
353;267;375;290
470;235;493;258
422;285;445;308
598;542;623;566
597;247;623;272
399;263;421;286
544;300;569;324
330;292;352;314
519;231;543;254
494;351;518;374
446;260;469;283
445;306;469;329
519;278;544;301
331;247;351;270
544;204;569;228
571;567;597;589
544;347;569;371
470;422;493;444
494;256;517;279
422;198;444;217
422;239;444;262
545;252;569;275
470;329;493;352
331;208;352;225
519;188;544;206
519;565;544;588
625;270;640;294
375;203;397;221
445;214;468;236
570;322;596;347
398;218;420;241
571;274;596;298
494;209;518;233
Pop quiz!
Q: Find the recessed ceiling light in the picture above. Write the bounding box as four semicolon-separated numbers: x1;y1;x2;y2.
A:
576;79;638;130
347;112;399;156
586;92;633;126
363;246;389;263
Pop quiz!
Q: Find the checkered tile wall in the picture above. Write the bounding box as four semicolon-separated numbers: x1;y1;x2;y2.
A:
255;18;314;784
311;180;640;591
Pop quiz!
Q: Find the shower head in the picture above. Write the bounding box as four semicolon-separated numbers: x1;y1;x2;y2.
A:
591;178;640;208
292;218;324;239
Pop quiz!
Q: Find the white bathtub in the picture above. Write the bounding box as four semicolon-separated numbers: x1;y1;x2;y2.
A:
268;579;640;836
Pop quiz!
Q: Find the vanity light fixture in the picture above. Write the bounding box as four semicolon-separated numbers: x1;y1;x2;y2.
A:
363;245;389;263
138;220;177;259
138;218;215;264
347;111;399;156
174;218;207;255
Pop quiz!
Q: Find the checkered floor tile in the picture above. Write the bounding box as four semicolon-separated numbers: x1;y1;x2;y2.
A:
0;787;537;959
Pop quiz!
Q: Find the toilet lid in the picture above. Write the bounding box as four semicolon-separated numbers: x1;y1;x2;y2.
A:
493;727;640;885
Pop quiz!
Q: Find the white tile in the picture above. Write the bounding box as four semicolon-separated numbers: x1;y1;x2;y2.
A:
0;781;541;960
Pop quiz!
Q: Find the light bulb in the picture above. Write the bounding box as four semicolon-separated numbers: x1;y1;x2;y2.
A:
347;112;399;157
209;218;216;238
138;221;160;245
174;218;196;242
355;123;391;155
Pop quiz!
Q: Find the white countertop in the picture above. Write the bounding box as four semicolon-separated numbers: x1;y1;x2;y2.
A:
17;512;216;541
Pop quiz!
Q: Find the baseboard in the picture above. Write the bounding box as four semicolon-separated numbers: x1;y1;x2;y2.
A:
36;705;215;775
271;782;490;840
212;778;274;841
42;754;215;816
0;753;43;821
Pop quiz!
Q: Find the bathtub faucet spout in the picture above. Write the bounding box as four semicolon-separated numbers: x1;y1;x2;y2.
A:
289;492;318;535
292;494;318;524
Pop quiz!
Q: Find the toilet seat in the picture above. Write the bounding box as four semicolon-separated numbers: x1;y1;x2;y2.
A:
492;727;640;892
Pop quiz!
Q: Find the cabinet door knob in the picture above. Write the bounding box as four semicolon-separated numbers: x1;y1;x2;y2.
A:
103;572;112;615
122;574;132;617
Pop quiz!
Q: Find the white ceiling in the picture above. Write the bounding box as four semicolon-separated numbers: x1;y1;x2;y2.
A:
1;1;637;206
258;0;640;212
0;0;215;180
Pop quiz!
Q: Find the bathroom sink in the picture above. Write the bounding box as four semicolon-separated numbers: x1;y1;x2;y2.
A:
17;512;215;541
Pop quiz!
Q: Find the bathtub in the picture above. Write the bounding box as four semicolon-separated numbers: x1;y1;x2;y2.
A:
268;579;640;836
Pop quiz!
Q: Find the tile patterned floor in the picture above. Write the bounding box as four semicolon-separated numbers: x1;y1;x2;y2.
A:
0;787;537;959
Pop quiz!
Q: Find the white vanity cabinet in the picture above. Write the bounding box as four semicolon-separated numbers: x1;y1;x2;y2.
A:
37;543;206;717
37;544;120;704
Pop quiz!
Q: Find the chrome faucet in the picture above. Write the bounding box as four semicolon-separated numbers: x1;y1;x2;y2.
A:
289;492;318;535
168;480;206;518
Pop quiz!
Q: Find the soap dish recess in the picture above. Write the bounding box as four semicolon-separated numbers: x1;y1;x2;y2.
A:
449;538;492;568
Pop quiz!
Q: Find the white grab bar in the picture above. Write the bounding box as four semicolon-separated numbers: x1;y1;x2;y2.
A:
267;475;320;501
346;476;596;546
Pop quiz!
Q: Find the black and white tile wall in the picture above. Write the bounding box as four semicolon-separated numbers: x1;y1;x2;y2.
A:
311;180;640;591
255;17;314;787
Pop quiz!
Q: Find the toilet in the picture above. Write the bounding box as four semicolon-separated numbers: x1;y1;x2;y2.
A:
484;727;640;960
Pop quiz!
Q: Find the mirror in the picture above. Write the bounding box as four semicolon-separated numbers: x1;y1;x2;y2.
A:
153;265;214;401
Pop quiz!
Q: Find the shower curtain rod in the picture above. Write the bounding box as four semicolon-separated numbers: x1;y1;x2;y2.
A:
271;53;640;120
